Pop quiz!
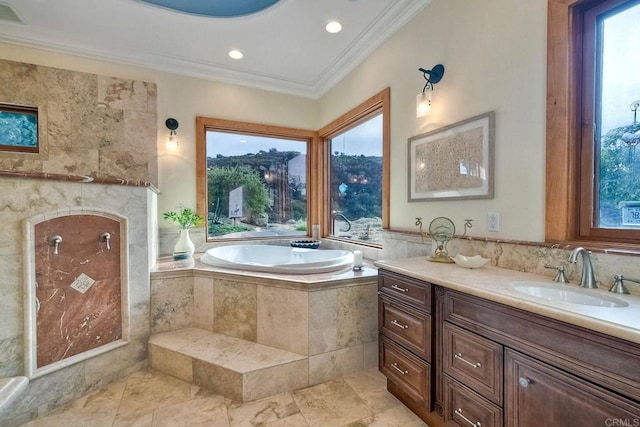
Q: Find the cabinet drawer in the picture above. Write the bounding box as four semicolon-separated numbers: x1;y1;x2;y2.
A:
443;322;503;404
379;335;431;408
378;270;432;312
379;296;432;361
444;375;502;427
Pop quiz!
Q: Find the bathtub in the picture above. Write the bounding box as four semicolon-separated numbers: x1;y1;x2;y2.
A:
200;244;354;274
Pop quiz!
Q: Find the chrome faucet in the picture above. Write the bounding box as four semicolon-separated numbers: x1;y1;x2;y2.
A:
568;247;597;289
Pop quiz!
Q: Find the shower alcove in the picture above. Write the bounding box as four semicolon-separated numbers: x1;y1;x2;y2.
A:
23;208;129;379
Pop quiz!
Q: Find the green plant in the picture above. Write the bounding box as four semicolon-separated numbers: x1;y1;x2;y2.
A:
207;165;269;217
163;207;203;229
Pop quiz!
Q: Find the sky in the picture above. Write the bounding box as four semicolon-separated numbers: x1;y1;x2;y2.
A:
206;114;383;157
601;2;640;134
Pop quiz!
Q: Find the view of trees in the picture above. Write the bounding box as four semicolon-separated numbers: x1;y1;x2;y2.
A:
206;149;383;238
599;122;640;226
330;152;382;220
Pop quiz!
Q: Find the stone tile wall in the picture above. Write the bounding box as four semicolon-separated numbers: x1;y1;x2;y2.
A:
0;59;158;185
149;270;379;387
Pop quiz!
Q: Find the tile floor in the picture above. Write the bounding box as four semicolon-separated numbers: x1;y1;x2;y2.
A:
21;368;428;426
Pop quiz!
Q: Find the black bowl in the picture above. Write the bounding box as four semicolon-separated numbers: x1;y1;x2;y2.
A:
290;239;321;249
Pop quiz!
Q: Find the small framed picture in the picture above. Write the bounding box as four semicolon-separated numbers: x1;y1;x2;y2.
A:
408;111;495;201
0;103;39;153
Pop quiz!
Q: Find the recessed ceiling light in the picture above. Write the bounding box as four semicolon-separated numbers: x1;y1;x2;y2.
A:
325;21;342;34
228;49;244;59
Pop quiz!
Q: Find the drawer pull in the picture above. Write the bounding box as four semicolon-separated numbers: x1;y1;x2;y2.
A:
390;319;409;330
519;376;531;388
454;408;482;427
391;284;409;292
390;362;408;375
454;353;482;369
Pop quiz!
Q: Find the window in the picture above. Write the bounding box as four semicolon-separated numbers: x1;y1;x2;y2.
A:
0;104;38;153
196;117;316;241
319;88;390;246
546;0;640;246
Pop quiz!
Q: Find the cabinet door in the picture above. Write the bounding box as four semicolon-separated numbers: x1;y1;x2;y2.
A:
505;349;640;427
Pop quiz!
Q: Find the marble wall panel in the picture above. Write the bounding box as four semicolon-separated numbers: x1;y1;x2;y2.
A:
0;177;152;423
213;279;257;342
0;59;158;185
257;286;308;355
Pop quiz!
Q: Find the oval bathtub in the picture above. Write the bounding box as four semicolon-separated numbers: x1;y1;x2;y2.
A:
200;245;354;274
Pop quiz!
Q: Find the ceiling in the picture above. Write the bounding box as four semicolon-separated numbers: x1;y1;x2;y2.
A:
0;0;430;98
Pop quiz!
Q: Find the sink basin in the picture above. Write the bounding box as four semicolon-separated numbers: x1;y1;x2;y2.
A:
509;281;629;308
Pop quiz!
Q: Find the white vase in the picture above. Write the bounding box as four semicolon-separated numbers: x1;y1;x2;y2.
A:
173;228;195;259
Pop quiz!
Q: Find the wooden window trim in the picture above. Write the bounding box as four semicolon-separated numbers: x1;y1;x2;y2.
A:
195;116;318;242
546;0;640;249
317;87;390;244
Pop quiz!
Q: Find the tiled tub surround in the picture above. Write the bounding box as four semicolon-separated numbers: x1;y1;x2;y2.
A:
24;210;127;377
0;176;156;426
149;258;379;401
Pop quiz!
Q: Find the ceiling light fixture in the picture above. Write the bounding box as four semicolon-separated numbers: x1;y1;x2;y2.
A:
416;64;445;118
325;21;342;33
228;49;244;60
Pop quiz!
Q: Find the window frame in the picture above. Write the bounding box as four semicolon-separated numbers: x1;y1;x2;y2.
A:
195;116;318;242
546;0;640;248
317;88;390;246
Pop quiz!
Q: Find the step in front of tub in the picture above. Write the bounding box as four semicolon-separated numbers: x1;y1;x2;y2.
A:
148;328;308;402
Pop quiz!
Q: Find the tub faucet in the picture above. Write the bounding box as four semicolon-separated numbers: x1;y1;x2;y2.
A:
568;247;598;289
331;211;352;233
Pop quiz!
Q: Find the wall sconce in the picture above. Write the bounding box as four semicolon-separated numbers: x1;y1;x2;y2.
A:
165;118;179;150
416;64;445;117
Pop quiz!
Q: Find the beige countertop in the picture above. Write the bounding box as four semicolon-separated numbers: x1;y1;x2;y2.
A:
375;257;640;345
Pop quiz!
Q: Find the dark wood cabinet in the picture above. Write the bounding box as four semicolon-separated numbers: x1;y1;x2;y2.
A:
505;349;640;427
378;270;434;421
377;268;640;427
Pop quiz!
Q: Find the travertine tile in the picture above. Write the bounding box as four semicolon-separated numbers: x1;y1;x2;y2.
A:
151;395;229;427
227;391;300;426
149;276;194;334
336;285;378;349
363;341;379;370
346;404;428;427
308;289;338;356
344;369;400;413
21;379;125;427
148;328;211;351
193;276;214;331
192;360;243;402
265;413;309;427
113;371;192;423
213;279;257;341
257;286;309;355
181;333;254;365
292;379;373;427
308;345;364;385
243;359;309;401
224;343;306;373
148;344;192;383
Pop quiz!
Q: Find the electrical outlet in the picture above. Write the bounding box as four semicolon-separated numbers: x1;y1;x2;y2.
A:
487;212;500;232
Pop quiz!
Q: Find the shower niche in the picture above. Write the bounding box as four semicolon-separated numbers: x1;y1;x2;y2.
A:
23;208;129;379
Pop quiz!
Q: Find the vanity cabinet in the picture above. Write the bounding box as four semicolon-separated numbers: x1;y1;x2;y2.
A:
378;270;434;421
443;288;640;427
377;268;640;427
